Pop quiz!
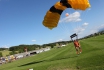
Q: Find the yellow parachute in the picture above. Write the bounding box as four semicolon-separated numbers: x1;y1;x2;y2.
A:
43;0;91;29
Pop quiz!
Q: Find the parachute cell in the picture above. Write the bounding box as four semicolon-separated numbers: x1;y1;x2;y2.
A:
43;0;91;29
67;0;91;10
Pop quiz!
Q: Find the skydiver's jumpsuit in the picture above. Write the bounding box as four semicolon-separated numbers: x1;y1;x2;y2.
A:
74;40;82;54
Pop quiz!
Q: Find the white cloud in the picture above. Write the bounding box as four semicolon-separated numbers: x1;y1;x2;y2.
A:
74;22;89;34
98;24;104;30
89;24;104;34
32;40;36;42
1;45;9;48
83;22;89;26
81;22;89;28
74;27;85;34
59;11;81;23
56;39;63;42
89;29;98;34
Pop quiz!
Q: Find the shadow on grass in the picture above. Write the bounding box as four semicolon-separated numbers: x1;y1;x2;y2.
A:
18;55;77;67
18;60;46;67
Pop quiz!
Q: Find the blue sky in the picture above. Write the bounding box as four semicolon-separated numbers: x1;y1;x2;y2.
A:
0;0;104;48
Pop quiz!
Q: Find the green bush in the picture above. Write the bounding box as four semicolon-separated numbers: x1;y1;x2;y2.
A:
9;51;18;55
0;52;3;57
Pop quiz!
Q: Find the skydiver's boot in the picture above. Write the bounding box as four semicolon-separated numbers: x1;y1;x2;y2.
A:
79;47;82;53
80;49;82;53
77;51;79;55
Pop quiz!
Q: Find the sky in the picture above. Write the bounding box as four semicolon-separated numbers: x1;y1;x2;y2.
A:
0;0;104;48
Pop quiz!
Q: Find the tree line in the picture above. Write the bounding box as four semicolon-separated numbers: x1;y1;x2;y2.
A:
0;30;104;56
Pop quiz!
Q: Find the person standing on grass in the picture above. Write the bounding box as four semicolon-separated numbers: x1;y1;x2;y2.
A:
73;39;82;54
70;33;82;55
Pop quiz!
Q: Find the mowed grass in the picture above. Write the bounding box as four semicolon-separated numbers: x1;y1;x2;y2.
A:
0;35;104;70
0;50;11;57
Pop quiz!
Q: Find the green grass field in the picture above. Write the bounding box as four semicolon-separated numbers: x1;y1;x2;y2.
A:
0;50;11;57
0;35;104;70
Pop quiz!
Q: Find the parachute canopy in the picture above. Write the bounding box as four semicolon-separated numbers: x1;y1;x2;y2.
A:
43;0;91;29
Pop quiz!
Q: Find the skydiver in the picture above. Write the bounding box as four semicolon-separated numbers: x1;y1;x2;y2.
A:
70;34;82;55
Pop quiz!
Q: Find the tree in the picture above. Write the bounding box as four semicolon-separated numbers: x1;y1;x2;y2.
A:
50;44;54;48
18;49;24;53
9;51;18;55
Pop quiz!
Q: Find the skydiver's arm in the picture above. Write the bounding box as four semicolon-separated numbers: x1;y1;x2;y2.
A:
78;41;80;46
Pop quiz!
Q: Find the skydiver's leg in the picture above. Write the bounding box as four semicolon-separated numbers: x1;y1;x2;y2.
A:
75;47;79;54
79;46;82;53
